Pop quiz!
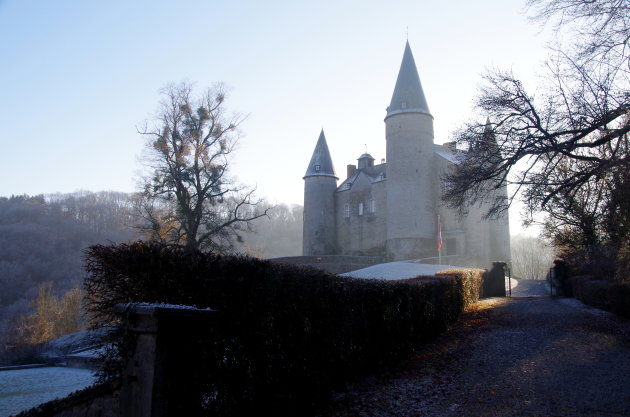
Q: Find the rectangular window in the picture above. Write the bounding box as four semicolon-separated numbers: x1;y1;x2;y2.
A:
358;202;364;216
368;199;376;213
344;204;350;218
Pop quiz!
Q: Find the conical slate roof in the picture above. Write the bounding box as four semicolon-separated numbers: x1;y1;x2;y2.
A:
469;118;501;162
386;41;431;119
304;129;338;179
482;118;498;147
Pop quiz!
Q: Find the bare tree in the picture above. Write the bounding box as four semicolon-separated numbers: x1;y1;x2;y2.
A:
444;0;629;215
443;0;630;273
511;235;554;280
136;82;269;252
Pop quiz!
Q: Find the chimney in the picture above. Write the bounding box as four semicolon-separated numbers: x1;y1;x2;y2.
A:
347;164;357;178
444;142;457;152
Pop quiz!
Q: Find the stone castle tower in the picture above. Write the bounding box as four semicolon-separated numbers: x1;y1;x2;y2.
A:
302;129;338;255
302;41;511;267
385;41;437;260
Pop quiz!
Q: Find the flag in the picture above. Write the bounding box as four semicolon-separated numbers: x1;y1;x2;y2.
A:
438;215;443;251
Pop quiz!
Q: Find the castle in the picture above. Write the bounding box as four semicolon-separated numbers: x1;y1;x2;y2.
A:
302;41;511;267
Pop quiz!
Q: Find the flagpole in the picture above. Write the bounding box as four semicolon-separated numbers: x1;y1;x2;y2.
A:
438;214;442;265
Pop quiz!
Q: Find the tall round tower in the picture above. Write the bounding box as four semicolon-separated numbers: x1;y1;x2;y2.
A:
303;129;338;255
385;41;437;260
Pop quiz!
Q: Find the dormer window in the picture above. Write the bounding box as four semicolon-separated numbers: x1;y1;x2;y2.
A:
315;164;321;172
401;101;407;109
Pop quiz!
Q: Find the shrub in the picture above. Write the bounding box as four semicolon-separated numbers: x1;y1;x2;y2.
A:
435;268;485;307
608;282;630;318
568;275;595;301
580;280;613;310
84;241;481;416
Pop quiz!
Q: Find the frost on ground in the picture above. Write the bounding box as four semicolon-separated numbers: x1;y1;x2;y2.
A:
318;297;630;417
340;262;456;280
0;367;96;417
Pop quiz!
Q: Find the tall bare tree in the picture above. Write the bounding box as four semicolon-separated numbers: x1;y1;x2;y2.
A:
444;0;629;212
443;0;630;272
136;82;269;252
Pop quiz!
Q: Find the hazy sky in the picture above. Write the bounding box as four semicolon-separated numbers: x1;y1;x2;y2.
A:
0;1;552;233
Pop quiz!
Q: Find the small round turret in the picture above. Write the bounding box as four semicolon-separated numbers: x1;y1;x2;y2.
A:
303;130;338;255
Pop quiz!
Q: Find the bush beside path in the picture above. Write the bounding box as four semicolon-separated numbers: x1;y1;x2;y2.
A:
318;297;630;417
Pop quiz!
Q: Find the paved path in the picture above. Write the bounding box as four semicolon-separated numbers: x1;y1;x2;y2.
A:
318;297;630;417
509;279;550;297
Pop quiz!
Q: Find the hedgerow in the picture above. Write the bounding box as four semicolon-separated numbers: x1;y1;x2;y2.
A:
84;241;482;416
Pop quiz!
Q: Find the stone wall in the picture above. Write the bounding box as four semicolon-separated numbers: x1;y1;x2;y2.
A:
335;176;387;256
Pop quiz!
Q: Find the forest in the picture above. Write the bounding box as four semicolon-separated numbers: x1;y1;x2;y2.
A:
0;191;302;363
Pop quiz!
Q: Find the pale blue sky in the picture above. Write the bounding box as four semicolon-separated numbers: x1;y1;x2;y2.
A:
0;1;551;233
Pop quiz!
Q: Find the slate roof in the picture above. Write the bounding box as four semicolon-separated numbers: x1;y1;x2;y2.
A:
304;129;338;179
433;144;461;164
386;41;432;119
337;163;386;192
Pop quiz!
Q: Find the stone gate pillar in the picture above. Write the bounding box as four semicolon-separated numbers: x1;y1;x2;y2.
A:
115;303;218;417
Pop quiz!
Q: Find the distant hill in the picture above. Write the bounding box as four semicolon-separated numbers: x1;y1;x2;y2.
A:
0;192;139;348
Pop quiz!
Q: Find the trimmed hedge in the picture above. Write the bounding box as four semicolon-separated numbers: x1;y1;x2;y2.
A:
84;242;482;416
581;280;613;311
568;275;596;301
608;282;630;318
436;268;485;308
568;274;630;319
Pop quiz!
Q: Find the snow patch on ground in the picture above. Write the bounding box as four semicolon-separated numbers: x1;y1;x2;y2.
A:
559;297;614;317
0;367;96;417
123;302;214;310
340;261;458;280
42;329;107;359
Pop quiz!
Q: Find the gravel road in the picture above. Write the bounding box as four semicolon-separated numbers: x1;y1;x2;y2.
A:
317;295;630;417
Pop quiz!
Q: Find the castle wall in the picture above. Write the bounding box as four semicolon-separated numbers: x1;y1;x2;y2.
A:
487;186;512;264
454;180;512;268
434;151;466;261
335;176;387;256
